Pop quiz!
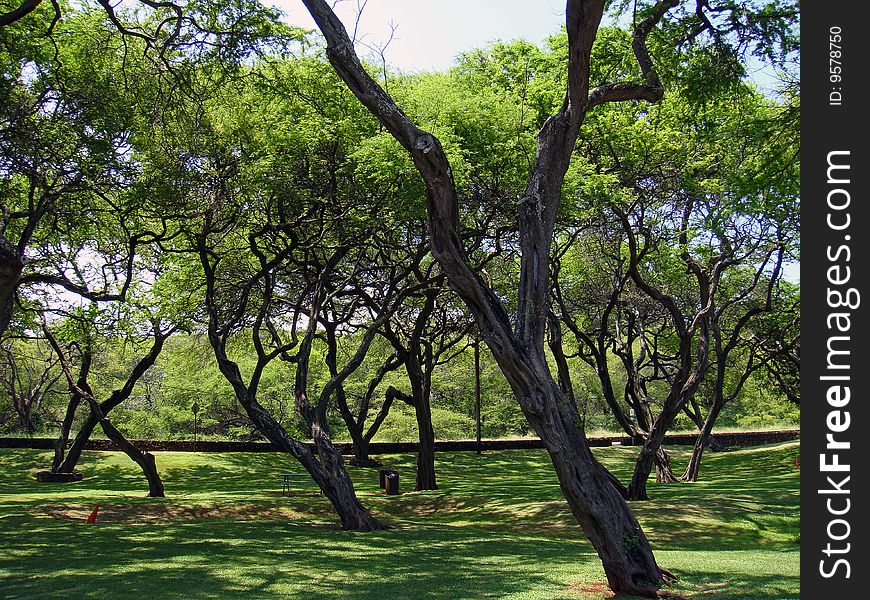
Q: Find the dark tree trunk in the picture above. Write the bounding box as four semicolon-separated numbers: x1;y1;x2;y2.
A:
310;425;383;531
350;388;396;468
326;326;398;469
386;371;437;492
654;447;677;483
382;293;440;492
627;400;682;499
407;358;437;491
56;411;98;473
42;316;173;496
96;415;165;497
0;237;23;339
681;399;725;482
241;397;384;531
413;392;437;491
349;436;380;467
511;355;662;594
335;400;374;467
52;394;82;471
299;0;678;592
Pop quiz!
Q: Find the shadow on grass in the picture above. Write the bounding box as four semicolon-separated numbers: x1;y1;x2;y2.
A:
0;442;800;599
0;514;596;599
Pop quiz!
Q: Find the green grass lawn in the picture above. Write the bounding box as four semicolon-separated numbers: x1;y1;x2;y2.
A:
0;442;799;599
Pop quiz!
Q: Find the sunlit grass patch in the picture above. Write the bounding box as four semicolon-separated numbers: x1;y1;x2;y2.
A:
0;441;799;599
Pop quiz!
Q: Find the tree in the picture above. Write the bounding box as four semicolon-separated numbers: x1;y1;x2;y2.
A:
300;0;797;594
550;231;680;490
301;0;675;592
0;0;295;338
194;205;391;531
0;337;62;433
596;84;798;492
381;286;471;491
0;10;147;337
46;306;177;478
40;308;172;496
328;335;402;467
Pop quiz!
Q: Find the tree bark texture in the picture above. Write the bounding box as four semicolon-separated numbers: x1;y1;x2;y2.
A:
509;351;662;593
410;373;437;491
55;410;97;473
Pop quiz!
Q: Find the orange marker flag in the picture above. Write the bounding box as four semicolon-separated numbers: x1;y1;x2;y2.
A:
86;505;100;523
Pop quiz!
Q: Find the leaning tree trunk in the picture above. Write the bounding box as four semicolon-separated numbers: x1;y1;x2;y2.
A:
309;424;385;530
55;410;99;473
681;399;725;482
627;399;682;501
240;396;384;531
97;416;165;497
52;394;83;471
75;396;165;497
298;0;675;591
513;356;663;594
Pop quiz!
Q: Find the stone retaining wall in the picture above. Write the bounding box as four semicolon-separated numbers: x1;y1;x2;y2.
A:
0;429;799;454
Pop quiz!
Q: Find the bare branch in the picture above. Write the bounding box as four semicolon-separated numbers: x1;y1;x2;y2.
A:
0;0;42;28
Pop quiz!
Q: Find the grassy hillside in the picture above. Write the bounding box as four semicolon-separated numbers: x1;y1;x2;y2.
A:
0;442;799;599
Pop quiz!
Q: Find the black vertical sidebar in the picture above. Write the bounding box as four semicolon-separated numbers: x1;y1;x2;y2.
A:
801;3;867;597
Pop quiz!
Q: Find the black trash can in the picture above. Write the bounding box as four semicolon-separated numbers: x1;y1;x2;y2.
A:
378;468;392;489
384;471;399;495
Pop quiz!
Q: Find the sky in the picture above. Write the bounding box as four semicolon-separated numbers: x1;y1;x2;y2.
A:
270;2;782;91
269;0;569;72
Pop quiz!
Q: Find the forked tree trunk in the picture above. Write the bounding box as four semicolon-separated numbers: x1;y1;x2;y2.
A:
50;330;168;475
348;392;396;468
349;436;380;467
52;394;83;471
628;441;662;501
299;0;676;592
339;412;374;466
655;448;677;483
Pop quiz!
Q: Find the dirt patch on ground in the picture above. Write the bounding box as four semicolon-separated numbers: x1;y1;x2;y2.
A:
567;581;690;599
567;581;615;598
39;502;321;525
